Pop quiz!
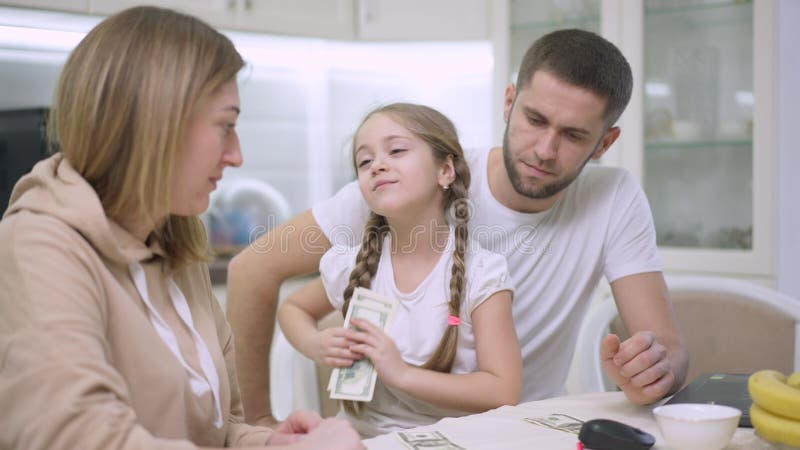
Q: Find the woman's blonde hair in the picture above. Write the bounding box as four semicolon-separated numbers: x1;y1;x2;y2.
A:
48;6;244;268
341;103;471;415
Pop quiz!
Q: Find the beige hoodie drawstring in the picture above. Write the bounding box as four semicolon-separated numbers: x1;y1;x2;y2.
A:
128;262;223;428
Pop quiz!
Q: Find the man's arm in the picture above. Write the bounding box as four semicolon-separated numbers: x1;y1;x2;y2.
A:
226;209;331;425
602;271;689;405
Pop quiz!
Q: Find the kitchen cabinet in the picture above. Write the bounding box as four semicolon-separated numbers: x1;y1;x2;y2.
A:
1;0;88;12
235;0;354;39
4;0;490;41
508;0;600;82
88;0;236;29
636;0;772;279
357;0;488;41
505;0;776;281
88;0;354;39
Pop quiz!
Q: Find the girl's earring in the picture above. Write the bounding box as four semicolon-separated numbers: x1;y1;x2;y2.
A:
442;184;450;191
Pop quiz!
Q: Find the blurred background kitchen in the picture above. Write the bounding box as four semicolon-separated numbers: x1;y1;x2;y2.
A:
1;0;798;303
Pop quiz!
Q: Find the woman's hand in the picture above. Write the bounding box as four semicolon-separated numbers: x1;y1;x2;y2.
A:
288;417;365;450
311;327;361;368
267;410;322;445
347;318;409;388
265;412;364;450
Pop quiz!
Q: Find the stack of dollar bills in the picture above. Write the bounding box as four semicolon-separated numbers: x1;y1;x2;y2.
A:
328;287;398;402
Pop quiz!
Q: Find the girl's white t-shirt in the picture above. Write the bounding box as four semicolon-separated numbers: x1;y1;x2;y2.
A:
319;228;513;438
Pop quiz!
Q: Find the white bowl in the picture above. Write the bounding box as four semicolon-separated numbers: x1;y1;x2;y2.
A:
653;403;741;450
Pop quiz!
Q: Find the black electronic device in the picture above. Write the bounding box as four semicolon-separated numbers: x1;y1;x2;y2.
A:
664;372;752;427
578;418;655;450
0;108;50;215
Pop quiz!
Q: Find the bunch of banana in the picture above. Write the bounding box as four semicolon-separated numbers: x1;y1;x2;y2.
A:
748;370;800;447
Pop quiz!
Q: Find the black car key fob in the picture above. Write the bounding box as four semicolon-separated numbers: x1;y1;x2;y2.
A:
578;418;655;450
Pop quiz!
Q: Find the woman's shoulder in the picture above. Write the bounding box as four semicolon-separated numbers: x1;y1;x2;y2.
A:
0;210;108;320
1;210;94;257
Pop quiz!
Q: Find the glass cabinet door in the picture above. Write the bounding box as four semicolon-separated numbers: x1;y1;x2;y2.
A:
502;0;773;276
642;0;754;250
509;0;600;83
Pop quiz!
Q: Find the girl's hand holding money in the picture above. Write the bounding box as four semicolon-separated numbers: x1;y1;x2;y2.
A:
347;318;409;388
312;327;362;368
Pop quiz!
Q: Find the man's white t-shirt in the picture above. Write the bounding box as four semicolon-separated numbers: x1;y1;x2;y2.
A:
319;228;513;437
313;147;661;402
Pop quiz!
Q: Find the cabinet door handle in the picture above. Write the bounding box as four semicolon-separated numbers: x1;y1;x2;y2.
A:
227;0;236;10
359;0;374;24
244;0;252;10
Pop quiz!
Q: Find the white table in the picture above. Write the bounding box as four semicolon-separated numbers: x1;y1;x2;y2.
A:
362;391;772;449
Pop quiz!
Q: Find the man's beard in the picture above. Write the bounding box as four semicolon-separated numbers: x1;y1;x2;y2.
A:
501;123;598;200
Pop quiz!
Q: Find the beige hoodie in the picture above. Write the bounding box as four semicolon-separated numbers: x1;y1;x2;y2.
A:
0;154;273;449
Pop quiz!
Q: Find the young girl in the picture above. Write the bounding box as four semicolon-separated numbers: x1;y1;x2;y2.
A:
278;103;521;437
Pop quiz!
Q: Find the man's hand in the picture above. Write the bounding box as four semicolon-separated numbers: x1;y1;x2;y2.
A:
601;332;675;405
606;272;689;405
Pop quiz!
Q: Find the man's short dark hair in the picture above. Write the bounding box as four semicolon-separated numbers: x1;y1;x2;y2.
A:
516;29;633;128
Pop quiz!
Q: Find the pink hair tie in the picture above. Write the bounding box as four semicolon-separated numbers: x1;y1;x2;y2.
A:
447;315;461;326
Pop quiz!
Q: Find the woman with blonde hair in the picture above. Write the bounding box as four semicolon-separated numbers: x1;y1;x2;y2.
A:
278;103;522;437
0;6;362;450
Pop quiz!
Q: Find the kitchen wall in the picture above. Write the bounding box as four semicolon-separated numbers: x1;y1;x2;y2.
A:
0;6;494;220
231;36;493;215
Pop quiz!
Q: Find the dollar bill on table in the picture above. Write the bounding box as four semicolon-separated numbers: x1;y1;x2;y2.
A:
328;287;398;401
523;413;585;435
396;431;466;450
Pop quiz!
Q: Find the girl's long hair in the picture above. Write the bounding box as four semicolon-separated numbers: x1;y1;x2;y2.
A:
341;103;471;415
